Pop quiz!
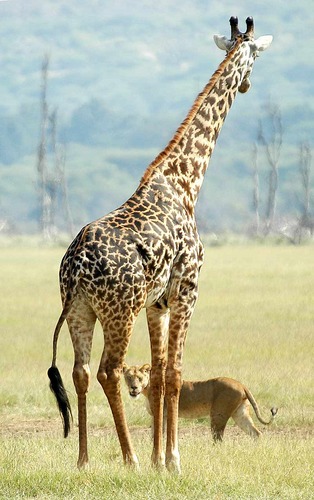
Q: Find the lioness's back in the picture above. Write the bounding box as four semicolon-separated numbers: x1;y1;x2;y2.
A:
178;377;245;418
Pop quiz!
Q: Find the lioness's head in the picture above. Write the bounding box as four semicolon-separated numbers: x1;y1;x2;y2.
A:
123;363;151;399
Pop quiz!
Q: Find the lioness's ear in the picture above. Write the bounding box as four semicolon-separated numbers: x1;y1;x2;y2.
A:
122;362;128;373
141;364;151;373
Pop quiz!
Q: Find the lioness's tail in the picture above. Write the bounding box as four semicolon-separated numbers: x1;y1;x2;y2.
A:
245;387;278;425
48;295;73;438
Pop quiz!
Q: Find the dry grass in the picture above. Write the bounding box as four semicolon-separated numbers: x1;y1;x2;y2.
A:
0;244;313;498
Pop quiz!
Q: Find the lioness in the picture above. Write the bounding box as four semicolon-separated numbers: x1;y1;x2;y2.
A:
123;363;277;441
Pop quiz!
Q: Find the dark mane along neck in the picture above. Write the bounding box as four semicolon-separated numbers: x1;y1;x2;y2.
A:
139;39;245;211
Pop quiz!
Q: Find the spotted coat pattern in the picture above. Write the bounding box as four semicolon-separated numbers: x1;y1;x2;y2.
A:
49;17;271;472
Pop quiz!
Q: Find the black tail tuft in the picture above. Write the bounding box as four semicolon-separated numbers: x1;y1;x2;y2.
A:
48;366;73;438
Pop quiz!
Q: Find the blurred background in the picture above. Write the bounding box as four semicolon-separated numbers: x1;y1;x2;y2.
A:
0;0;313;242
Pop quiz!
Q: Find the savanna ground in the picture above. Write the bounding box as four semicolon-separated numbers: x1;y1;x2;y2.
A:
0;242;313;499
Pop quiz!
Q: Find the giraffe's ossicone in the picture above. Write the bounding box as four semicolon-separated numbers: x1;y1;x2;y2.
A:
48;17;272;473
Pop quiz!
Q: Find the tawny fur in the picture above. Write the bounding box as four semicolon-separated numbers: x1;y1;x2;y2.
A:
123;364;277;441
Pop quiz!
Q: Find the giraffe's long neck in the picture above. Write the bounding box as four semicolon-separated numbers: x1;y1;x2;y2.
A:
140;40;250;213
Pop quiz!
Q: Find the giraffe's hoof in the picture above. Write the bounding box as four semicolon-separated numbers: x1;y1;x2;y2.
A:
166;451;181;474
77;457;89;470
125;453;140;470
151;451;166;470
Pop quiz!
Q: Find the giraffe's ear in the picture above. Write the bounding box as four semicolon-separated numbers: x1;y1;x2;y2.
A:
252;35;273;52
213;34;233;51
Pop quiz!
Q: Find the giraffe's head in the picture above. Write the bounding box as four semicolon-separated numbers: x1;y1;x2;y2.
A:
213;17;273;93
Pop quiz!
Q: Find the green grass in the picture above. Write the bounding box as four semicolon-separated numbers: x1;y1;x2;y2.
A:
0;244;313;498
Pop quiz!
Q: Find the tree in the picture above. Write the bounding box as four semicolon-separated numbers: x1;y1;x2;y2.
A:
251;142;260;236
36;54;50;239
49;109;74;238
297;141;313;240
258;102;283;236
36;55;73;240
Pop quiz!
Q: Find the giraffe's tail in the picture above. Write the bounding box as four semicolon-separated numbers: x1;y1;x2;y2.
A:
48;234;86;438
48;365;72;438
48;293;74;438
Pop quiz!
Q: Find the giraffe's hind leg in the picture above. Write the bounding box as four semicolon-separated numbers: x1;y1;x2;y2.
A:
67;300;97;469
97;316;139;468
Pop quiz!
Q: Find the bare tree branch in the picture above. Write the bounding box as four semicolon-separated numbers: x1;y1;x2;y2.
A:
252;142;260;236
36;54;51;240
298;141;313;238
258;102;283;236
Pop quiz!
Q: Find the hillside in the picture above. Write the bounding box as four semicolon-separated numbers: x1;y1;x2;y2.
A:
0;0;313;235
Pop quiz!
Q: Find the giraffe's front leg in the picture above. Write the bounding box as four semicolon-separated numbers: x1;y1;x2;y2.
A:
146;305;169;469
166;276;199;473
149;361;166;469
164;361;182;474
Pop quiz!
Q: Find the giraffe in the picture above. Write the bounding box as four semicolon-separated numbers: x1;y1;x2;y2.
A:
48;17;272;473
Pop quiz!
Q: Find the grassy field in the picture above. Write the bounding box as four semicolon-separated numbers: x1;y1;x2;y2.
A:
0;243;313;499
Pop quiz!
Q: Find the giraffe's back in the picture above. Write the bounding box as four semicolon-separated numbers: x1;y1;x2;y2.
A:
59;177;203;317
